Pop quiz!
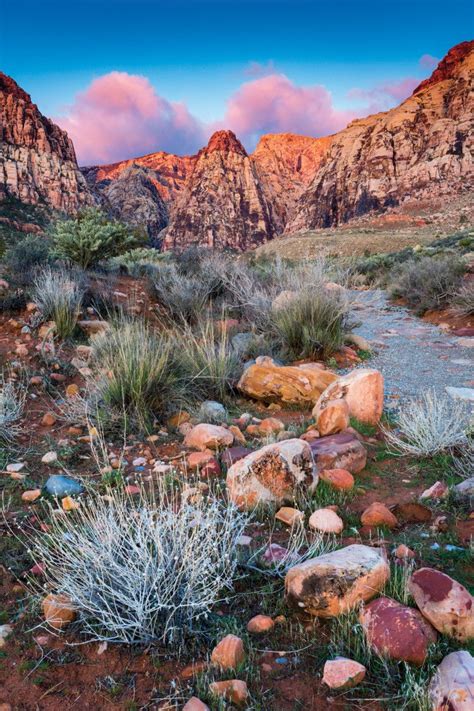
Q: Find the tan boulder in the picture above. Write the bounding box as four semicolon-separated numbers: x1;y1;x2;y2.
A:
238;358;338;406
226;439;317;510
209;680;248;706
309;508;344;534
184;424;233;451
285;544;389;617
408;568;474;641
319;468;355;491
210;634;245;669
322;657;366;690
313;398;350;436
361;502;398;529
314;368;384;425
429;651;474;711
41;593;76;630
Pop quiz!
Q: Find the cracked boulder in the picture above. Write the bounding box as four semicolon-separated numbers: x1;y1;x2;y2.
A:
313;368;384;425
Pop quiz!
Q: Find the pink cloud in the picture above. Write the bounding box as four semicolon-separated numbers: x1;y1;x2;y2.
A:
218;73;357;149
347;76;419;112
56;71;206;165
419;53;439;71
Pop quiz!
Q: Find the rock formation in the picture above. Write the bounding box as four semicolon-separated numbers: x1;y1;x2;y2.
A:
289;40;474;230
0;73;92;212
161;130;275;251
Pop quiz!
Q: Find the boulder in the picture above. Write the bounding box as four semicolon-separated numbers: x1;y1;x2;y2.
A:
319;468;355;491
322;657;367;690
247;615;274;634
184;424;233;451
211;635;245;670
360;502;398;529
209;680;248;706
226;438;317;510
359;597;437;666
314;368;384;425
309;508;344;534
285;544;389;617
42;593;76;630
429;651;474;711
220;446;253;468
313;398;350;436
238;358;338;406
309;432;367;474
408;568;474;641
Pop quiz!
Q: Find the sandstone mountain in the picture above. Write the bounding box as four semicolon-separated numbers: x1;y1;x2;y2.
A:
289;40;474;230
162;130;275;251
0;73;92;213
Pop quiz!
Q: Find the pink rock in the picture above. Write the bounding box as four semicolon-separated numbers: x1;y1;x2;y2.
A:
182;698;210;711
312;398;350;436
322;657;366;689
361;502;398;529
315;368;384;425
409;568;474;641
429;650;474;711
247;615;275;634
209;680;248;706
420;481;449;500
211;634;245;669
184;424;233;451
309;508;344;534
319;468;354;491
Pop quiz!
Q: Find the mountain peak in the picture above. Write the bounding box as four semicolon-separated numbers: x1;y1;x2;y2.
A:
206;130;247;155
413;39;474;95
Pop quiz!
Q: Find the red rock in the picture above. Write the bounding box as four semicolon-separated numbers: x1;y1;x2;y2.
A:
394;544;415;560
322;657;366;689
247;615;274;634
186;450;214;470
420;481;448;500
360;597;437;665
361;502;398;529
209;680;248;707
41;412;57;427
41;593;76;629
319;468;354;491
408;568;474;641
220;446;253;469
229;425;246;445
184;424;233;451
275;506;304;526
22;489;41;503
313;398;350;436
211;635;245;669
309;432;367;474
257;417;285;436
314;369;384;426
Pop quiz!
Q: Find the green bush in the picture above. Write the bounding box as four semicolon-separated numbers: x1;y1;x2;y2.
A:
389;256;465;314
51;208;140;270
4;234;51;284
270;288;350;359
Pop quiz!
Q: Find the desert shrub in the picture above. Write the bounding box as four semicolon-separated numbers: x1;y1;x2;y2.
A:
219;263;274;331
382;390;470;457
388;256;465;314
32;267;84;340
270;287;350;359
51;208;139;270
452;438;474;479
177;318;240;403
90;318;179;429
0;376;25;445
452;280;474;316
27;482;247;646
4;234;51;285
107;247;171;276
148;262;212;323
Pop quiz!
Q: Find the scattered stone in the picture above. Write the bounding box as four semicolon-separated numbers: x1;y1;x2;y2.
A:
429;650;474;711
226;438;317;510
453;477;474;507
211;634;245;669
209;680;248;706
21;489;41;503
198;400;227;423
41;451;58;465
41;593;76;629
322;657;367;690
309;432;367;474
256;417;285;437
393;502;432;523
275;506;304;526
247;615;275;634
6;462;26;473
61;496;80;511
319;468;354;491
420;481;449;500
168;411;190;428
285;544;389;617
182;698;210;711
66;383;80;398
0;624;13;648
262;543;296;566
314;368;384;425
309;508;344;534
229;424;246;445
184;423;233;451
313;398;350;436
44;474;84;498
361;502;398;529
408;568;474;641
238;358;338;406
394;544;415;560
41;412;57;427
187;450;214;470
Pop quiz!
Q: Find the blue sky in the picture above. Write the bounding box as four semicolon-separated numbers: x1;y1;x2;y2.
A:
1;0;472;163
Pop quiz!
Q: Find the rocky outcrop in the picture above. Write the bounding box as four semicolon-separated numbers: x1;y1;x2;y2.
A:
0;73;92;212
289;41;474;230
162;130;275;251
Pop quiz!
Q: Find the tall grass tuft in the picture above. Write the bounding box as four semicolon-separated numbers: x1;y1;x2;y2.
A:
0;375;25;445
32;267;83;340
90;318;179;429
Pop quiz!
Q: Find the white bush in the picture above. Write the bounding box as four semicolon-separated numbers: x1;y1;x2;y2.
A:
0;376;25;444
382;390;470;457
29;481;247;646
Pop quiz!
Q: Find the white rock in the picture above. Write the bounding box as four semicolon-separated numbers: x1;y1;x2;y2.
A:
41;451;58;465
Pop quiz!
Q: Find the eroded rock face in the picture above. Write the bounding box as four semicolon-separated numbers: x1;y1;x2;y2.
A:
285;544;389;617
359;597;437;666
408;568;474;641
289;41;474;230
226;438;317;510
162;131;275;251
313;369;384;426
0;73;92;212
238;358;338;406
429;650;474;711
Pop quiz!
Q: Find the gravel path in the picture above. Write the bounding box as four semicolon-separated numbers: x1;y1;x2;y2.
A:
351;290;473;410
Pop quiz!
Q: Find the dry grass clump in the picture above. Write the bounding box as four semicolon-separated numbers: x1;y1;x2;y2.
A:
382;390;470;457
27;482;247;646
0;375;25;445
388;256;465;315
32;267;83;340
452;280;474;316
148;262;212;323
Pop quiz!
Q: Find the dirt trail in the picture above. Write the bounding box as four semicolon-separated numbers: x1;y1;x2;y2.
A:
351;290;473;409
